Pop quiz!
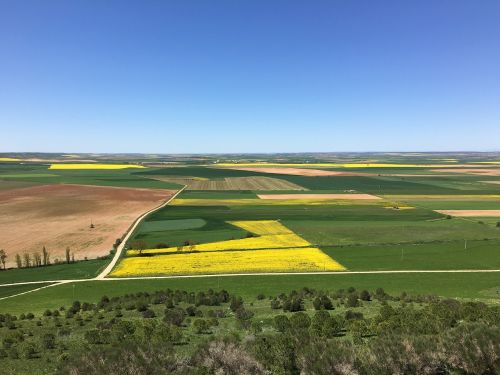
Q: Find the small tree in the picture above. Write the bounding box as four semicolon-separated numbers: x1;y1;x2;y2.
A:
65;247;71;264
131;240;147;255
15;254;22;269
42;246;50;266
23;253;31;268
176;245;184;253
33;252;41;267
0;249;7;270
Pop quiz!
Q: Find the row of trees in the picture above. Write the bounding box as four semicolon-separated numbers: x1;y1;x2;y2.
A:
0;247;76;270
131;239;197;255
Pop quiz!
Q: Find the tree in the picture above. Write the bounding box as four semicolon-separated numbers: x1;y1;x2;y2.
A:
65;247;71;264
42;246;50;266
23;253;31;268
131;240;147;255
0;249;6;270
33;252;41;267
15;254;22;269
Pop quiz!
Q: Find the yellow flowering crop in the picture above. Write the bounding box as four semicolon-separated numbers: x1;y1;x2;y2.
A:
115;220;346;276
0;158;20;161
49;163;146;170
111;247;345;276
127;220;309;256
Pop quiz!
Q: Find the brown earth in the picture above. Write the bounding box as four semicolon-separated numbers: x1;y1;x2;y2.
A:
257;193;381;200
0;184;175;267
219;167;373;176
435;210;500;217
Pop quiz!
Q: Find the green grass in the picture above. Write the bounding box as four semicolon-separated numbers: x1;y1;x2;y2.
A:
0;283;52;299
137;166;262;178
323;239;500;271
404;200;500;210
0;166;182;189
1;272;499;315
285;218;500;246
139;218;207;232
179;190;259;199
0;260;108;285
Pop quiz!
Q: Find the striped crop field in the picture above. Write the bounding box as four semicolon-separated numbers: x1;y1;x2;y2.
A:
151;176;306;190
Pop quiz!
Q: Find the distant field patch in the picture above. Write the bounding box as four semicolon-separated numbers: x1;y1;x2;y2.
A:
171;198;384;206
0;174;58;178
432;168;500;176
152;175;306;190
480;181;500;185
215;163;470;168
435;210;500;217
257;193;381;200
49;163;146;170
139;218;206;232
0;158;20;162
217;167;368;176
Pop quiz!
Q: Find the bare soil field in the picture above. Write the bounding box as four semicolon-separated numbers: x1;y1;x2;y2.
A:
152;176;306;190
435;210;500;217
0;184;175;267
432;168;500;176
257;193;381;200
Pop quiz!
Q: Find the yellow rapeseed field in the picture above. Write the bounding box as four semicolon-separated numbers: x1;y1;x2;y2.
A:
112;247;344;276
0;158;20;161
116;220;345;276
49;163;146;170
127;220;309;256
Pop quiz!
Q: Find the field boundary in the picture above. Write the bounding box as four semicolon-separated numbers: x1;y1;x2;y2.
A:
95;186;186;279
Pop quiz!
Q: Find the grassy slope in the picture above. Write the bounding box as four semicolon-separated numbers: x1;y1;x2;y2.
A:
1;272;499;315
0;283;52;299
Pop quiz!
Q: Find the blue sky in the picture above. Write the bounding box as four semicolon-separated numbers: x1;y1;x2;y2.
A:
1;1;499;153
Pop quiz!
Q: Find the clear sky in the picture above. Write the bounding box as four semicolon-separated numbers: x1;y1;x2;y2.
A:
1;1;499;153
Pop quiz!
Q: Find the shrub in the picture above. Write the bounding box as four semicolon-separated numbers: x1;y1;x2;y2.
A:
273;315;290;333
41;333;56;349
193;319;210;334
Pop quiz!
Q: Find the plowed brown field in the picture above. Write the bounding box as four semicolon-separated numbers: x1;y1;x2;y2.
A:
0;184;175;267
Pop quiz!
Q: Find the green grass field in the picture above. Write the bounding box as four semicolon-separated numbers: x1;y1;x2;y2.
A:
324;239;500;270
0;260;108;285
1;272;499;316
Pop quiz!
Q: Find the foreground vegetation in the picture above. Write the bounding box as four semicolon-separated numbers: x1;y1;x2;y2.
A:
0;286;498;375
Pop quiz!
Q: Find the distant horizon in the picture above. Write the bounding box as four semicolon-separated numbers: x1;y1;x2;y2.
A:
2;150;500;156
